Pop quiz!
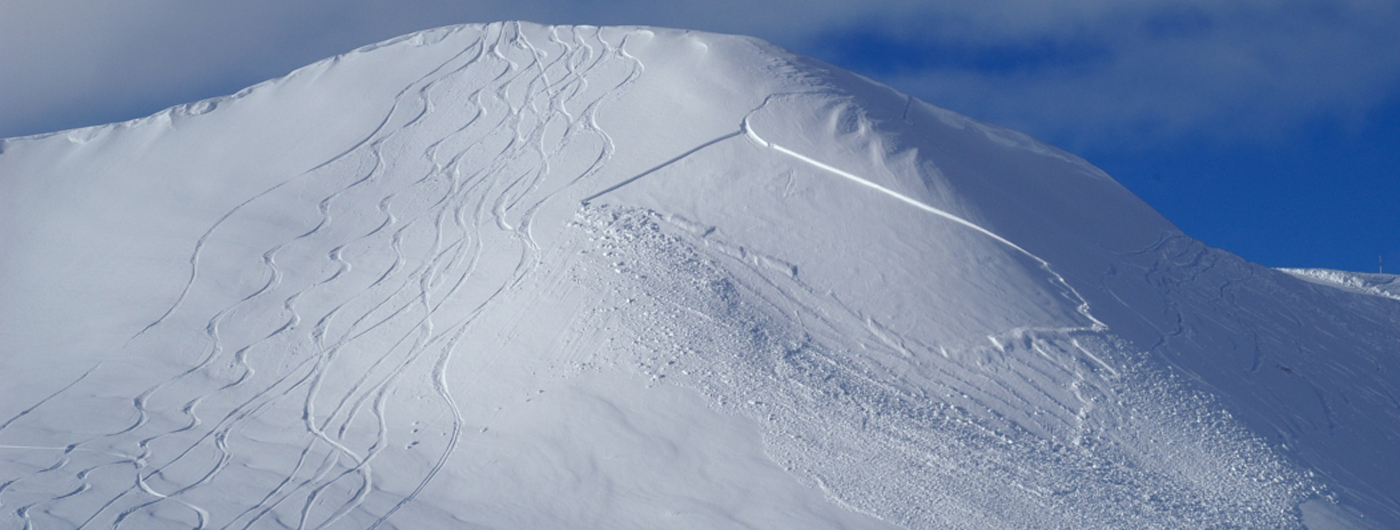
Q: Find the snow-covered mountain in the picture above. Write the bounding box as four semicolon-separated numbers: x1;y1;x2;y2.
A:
2;21;1397;529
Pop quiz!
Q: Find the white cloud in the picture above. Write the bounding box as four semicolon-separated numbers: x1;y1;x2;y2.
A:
1;0;1397;147
767;0;1400;147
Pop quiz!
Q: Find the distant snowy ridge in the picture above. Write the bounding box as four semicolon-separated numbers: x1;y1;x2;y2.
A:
1279;268;1400;302
1;21;1398;529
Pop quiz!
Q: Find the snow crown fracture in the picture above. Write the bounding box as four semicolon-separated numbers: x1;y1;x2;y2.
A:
1;21;1398;529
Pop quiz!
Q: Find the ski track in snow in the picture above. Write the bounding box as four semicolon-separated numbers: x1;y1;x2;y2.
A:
575;204;1313;529
1;21;1377;529
582;89;1106;337
0;23;644;529
566;86;1317;525
737;93;1109;336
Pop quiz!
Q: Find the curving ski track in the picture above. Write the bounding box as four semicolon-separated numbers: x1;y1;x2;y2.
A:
0;21;1365;529
0;23;643;529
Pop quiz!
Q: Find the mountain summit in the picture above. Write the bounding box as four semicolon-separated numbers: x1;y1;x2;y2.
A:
2;21;1397;529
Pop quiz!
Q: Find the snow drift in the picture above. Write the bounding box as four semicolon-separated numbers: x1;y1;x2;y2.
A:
1;22;1398;529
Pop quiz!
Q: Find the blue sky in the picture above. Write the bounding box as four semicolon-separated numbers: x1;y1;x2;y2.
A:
2;0;1396;272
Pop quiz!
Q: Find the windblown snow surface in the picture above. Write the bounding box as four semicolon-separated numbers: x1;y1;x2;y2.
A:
1280;269;1400;303
1;22;1398;529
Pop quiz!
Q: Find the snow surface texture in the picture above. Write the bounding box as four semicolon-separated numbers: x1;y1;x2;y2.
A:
1;21;1398;529
1280;268;1400;302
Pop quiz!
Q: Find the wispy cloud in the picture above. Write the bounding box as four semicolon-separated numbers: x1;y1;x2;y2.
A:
2;0;1398;149
800;0;1400;148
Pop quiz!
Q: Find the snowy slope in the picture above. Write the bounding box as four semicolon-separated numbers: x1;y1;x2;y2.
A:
1;21;1398;529
1280;268;1400;302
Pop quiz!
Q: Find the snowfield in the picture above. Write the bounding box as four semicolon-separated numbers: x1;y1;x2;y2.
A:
1280;268;1400;303
1;22;1398;529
